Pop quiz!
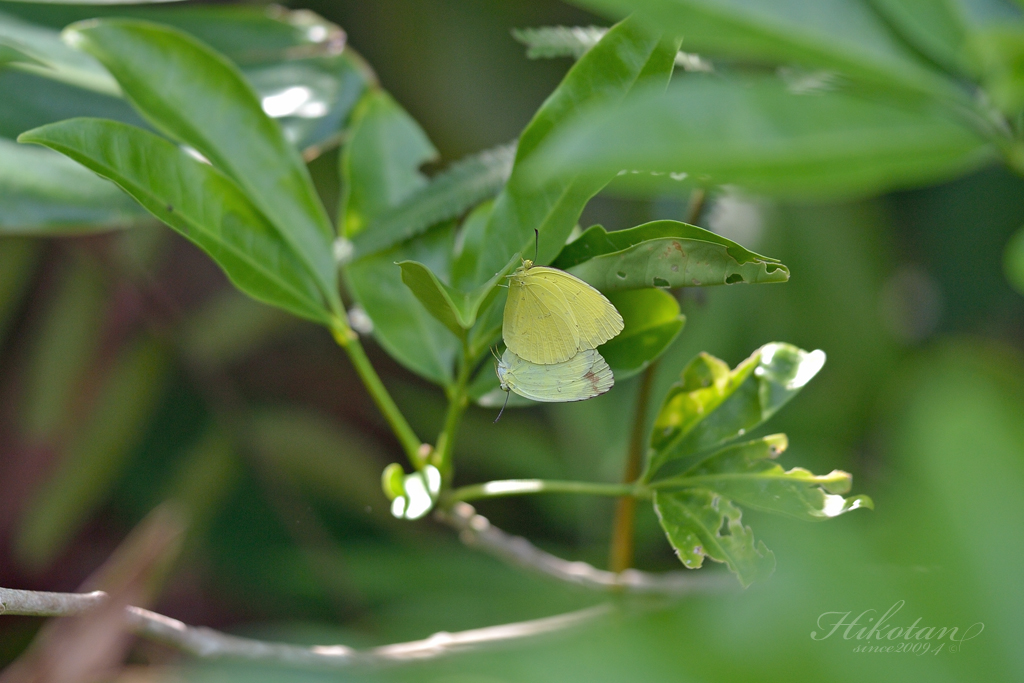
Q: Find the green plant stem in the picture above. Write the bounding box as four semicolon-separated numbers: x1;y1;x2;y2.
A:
608;361;658;573
331;318;425;468
434;343;473;482
446;479;642;504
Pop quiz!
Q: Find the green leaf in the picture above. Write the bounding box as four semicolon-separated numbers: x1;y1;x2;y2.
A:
351;142;516;258
2;0;186;4
969;25;1024;113
653;488;775;587
647;342;826;478
0;69;143;140
512;25;610;59
15;336;169;570
63;18;339;311
389;465;442;521
869;0;972;75
554;220;790;291
244;51;370;157
0;137;149;234
20;118;332;324
19;253;106;443
0;238;41;347
0;9;119;95
599;289;685;379
572;0;956;96
1006;225;1024;295
340;90;437;238
657;434;873;521
527;75;995;200
398;253;519;338
461;15;679;288
340;90;460;386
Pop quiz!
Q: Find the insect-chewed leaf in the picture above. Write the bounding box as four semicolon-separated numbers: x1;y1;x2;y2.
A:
503;262;624;365
496;347;613;403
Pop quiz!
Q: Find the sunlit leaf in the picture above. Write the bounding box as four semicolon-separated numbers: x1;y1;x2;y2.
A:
653;488;776;587
20;118;333;324
655;434;873;521
647;342;826;477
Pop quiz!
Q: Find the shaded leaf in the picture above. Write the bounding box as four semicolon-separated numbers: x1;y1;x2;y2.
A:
65;18;339;310
15;336;169;570
526;75;995;200
573;0;955;95
351;143;515;258
20;118;332;324
460;16;679;288
599;289;685;379
1005;225;1024;295
647;342;826;477
656;434;873;521
0;9;118;94
653;488;775;587
0;238;41;347
341;90;459;386
398;253;519;338
0;137;149;234
870;0;972;75
554;220;789;291
19;253;106;443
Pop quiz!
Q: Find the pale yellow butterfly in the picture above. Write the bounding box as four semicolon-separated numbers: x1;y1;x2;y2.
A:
502;259;624;365
496;347;614;406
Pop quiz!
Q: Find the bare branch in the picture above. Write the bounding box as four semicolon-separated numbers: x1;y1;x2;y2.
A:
0;587;609;670
436;502;733;595
0;588;107;617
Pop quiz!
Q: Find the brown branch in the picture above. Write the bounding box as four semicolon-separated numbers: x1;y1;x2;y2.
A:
437;503;732;595
0;587;609;669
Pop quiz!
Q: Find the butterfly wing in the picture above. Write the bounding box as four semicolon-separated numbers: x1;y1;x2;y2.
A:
528;267;624;350
501;348;614;402
503;271;580;364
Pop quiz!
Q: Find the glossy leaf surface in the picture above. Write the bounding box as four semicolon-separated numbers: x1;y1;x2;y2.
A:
20;118;332;324
656;434;873;521
64;19;339;310
647;342;826;477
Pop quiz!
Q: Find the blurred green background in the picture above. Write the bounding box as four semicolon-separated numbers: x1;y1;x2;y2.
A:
1;1;1022;682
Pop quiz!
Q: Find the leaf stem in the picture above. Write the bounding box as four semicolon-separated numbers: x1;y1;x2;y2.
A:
608;361;658;573
331;318;426;468
446;479;642;504
434;341;473;482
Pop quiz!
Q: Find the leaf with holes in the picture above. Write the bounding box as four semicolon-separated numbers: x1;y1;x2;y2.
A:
653;488;775;588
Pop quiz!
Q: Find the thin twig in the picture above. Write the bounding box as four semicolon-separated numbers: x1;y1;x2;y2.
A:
0;587;608;669
436;503;732;595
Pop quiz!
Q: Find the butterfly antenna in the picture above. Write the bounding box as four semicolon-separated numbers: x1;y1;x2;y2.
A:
494;389;511;423
533;228;540;263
